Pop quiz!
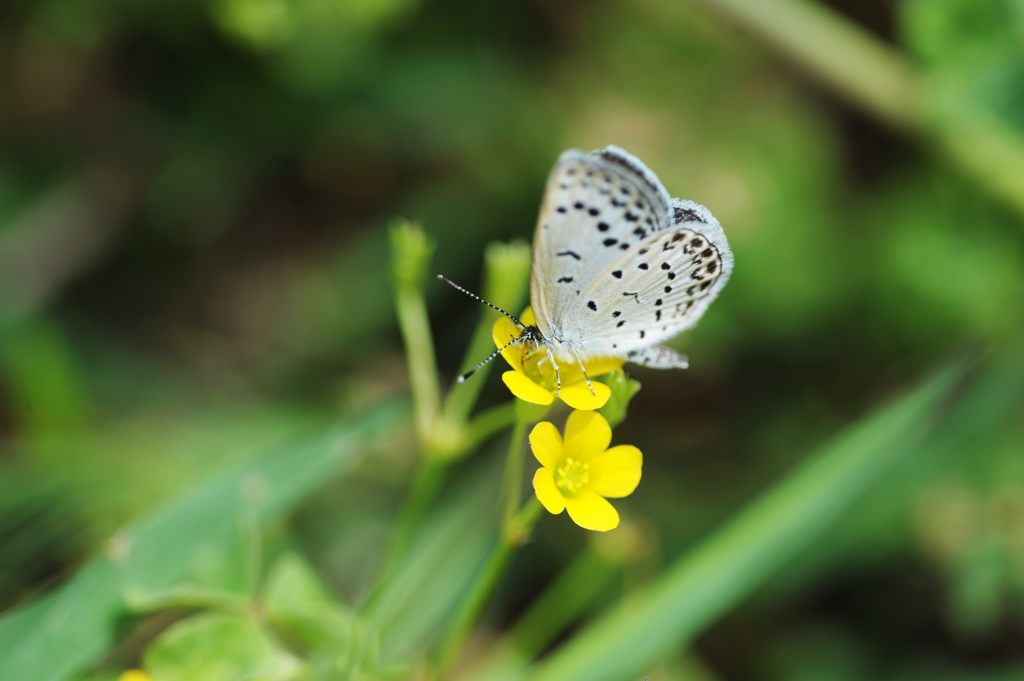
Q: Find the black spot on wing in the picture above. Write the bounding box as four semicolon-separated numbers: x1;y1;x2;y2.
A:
673;205;707;224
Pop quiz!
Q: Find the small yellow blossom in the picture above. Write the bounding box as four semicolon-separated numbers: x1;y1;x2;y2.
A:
492;308;623;410
529;410;642;531
118;671;153;681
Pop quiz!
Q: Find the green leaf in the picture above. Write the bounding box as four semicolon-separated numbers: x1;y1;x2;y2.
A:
264;552;359;652
123;513;258;614
365;459;499;663
0;316;87;435
947;536;1007;638
521;364;966;681
264;553;339;619
263;554;390;680
144;613;299;681
0;403;404;681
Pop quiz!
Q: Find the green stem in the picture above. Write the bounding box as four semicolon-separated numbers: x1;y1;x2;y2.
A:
464;402;517;452
441;242;531;429
394;285;442;446
504;549;617;657
696;0;1024;220
373;223;449;611
500;400;551;536
502;417;528;532
697;0;918;129
435;500;543;676
474;549;619;681
390;457;446;561
364;456;447;610
434;541;515;675
441;312;506;427
390;221;441;448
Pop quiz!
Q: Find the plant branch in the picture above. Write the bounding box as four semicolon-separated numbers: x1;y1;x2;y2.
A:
697;0;1024;219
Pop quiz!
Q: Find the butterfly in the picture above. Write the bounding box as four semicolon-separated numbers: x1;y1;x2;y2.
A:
441;145;733;394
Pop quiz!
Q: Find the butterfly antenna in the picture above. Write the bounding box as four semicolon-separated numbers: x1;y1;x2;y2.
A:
436;275;525;328
458;334;529;383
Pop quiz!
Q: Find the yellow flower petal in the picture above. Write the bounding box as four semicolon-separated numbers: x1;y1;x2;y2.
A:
556;356;624;386
533;468;566;514
588;445;642;498
501;370;554;405
492;317;525;372
581;356;625;377
520;307;536;326
562;410;611;461
564;491;619;531
559;380;612;410
119;672;153;681
529;421;562;468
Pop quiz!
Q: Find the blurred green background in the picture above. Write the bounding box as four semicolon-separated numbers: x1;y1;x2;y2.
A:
1;0;1023;679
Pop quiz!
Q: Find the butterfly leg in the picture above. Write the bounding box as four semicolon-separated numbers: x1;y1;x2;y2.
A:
570;348;597;396
544;346;561;398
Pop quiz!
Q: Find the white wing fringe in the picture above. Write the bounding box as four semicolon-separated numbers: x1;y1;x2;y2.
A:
628;345;689;369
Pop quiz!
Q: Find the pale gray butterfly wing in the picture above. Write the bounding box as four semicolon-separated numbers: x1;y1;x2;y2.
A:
530;146;672;342
575;199;733;364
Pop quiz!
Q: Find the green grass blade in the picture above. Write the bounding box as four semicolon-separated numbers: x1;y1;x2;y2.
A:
366;459;499;663
0;402;404;681
523;365;965;681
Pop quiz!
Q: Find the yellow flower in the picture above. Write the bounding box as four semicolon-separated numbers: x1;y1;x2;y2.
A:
118;672;153;681
529;410;642;531
492;308;623;410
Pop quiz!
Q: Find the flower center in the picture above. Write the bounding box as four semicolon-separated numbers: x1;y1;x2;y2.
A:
521;345;559;390
554;457;590;495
